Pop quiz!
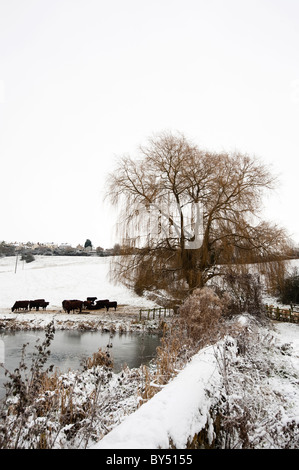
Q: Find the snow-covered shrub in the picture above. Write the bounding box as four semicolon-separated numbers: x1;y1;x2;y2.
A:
83;346;114;370
179;287;229;343
209;317;299;448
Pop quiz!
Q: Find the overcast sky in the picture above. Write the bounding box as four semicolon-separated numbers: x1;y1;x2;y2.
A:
1;0;299;248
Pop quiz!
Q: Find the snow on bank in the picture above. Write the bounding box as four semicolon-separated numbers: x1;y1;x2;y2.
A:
0;311;164;334
90;344;221;449
90;316;299;450
1;256;299;449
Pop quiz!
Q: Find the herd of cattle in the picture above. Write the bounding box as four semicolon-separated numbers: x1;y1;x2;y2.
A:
11;299;49;312
11;297;118;314
62;298;117;314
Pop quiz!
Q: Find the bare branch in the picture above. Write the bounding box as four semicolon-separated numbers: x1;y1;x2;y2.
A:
105;131;291;298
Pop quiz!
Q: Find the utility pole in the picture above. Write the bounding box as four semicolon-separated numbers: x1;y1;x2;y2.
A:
14;253;18;273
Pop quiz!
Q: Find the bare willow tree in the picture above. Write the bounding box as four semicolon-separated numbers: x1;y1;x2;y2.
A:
106;131;290;300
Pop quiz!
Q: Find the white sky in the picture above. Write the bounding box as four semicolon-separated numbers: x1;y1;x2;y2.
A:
0;0;299;248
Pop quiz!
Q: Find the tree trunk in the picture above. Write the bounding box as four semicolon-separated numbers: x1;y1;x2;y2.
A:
181;248;203;292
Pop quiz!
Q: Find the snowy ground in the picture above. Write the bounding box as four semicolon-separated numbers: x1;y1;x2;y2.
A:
91;342;222;449
0;255;157;312
0;255;161;333
0;255;298;449
89;316;299;449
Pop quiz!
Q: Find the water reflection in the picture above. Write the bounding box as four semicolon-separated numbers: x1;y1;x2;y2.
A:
0;330;160;399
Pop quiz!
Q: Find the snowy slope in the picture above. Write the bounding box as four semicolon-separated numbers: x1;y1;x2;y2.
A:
0;255;156;310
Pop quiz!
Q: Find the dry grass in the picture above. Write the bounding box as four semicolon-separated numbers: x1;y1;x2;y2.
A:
139;287;232;406
84;347;114;370
139;319;196;404
179;287;230;343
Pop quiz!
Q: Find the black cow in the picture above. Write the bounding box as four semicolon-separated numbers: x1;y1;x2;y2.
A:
83;300;93;309
62;300;68;313
39;300;49;310
83;297;97;309
106;301;117;311
29;300;38;310
95;299;109;309
62;300;83;314
29;299;47;311
11;300;29;312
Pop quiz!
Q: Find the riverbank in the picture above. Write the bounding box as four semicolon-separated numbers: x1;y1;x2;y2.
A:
1;313;299;449
92;316;299;449
0;305;169;334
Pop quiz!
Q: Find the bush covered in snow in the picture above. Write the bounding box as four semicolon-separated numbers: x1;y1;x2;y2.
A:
179;287;230;343
209;317;299;449
93;315;299;449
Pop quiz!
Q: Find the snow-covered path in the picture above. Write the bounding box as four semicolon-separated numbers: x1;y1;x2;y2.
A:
90;344;221;449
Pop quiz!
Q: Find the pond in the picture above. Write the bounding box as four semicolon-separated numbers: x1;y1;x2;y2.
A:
0;329;161;399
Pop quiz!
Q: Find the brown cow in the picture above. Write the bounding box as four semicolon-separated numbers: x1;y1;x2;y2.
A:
11;300;30;312
63;300;83;314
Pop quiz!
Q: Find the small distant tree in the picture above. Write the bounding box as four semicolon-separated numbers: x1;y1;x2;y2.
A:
0;242;15;257
84;239;92;249
112;243;121;255
96;246;104;256
21;252;35;263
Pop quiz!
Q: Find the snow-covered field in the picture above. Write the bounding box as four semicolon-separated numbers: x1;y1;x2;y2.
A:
0;255;157;312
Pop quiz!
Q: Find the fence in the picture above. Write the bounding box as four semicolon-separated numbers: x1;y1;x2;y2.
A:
139;304;299;323
138;307;177;321
265;304;299;323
